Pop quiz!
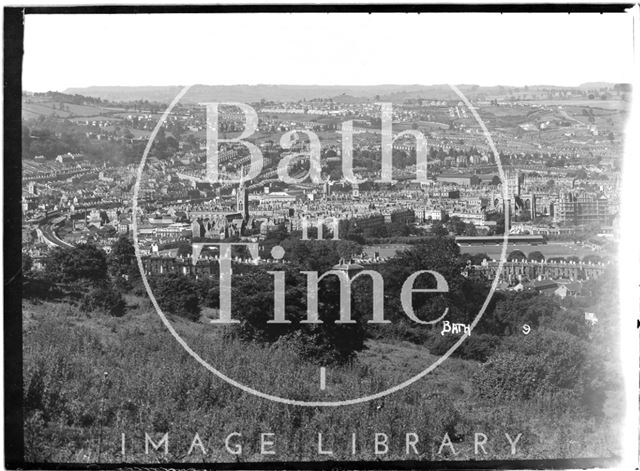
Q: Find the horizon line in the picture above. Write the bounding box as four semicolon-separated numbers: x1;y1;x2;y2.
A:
23;81;630;95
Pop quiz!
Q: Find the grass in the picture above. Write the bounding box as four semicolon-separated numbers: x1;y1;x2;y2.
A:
523;100;629;110
22;297;623;464
22;101;115;120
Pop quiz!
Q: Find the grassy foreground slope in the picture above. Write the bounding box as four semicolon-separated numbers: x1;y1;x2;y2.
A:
22;297;622;464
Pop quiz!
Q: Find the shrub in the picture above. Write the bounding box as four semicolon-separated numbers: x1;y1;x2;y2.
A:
80;285;126;317
429;394;467;440
23;277;64;301
228;266;367;365
44;243;108;284
368;320;431;344
473;350;550;401
458;334;501;362
479;291;564;337
108;236;140;290
197;277;220;309
21;298;622;462
149;273;201;321
22;253;33;274
428;332;501;362
428;331;457;356
473;329;612;416
275;327;363;366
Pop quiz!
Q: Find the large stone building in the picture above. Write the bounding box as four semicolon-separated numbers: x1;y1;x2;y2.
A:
553;192;611;226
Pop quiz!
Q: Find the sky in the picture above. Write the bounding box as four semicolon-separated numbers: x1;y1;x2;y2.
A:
23;12;636;92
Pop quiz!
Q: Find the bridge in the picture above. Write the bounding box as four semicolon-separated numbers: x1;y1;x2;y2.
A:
472;259;607;282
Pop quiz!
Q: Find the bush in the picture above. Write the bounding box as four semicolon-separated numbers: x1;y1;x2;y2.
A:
458;334;501;362
228;266;367;365
428;331;457;356
428;331;501;362
368;320;431;344
149;273;201;321
108;236;140;290
473;329;612;416
44;243;108;284
197;277;220;309
80;285;126;317
473;350;550;401
23;253;33;275
479;291;564;337
23;277;64;301
429;394;467;440
275;326;364;366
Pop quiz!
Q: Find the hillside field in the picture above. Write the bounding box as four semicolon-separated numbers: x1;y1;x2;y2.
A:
22;296;623;464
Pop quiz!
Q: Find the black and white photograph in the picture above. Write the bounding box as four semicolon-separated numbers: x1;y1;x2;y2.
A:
5;4;639;469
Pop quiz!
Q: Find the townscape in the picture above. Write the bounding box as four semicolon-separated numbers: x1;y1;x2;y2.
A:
23;85;622;290
21;83;626;463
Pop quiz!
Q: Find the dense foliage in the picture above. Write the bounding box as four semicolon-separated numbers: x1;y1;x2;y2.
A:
473;330;612;416
148;273;201;321
23;121;146;165
107;236;140;289
44;243;108;284
80;286;126;317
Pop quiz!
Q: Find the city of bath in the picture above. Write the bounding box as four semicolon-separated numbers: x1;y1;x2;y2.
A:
20;81;626;465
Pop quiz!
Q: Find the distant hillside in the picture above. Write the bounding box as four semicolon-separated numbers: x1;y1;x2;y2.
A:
64;84;471;103
61;83;621;105
330;93;365;104
578;82;616;90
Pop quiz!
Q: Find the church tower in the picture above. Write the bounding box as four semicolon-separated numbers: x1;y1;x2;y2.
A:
236;182;249;221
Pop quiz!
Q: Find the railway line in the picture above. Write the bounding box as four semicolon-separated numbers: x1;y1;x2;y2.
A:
35;211;74;249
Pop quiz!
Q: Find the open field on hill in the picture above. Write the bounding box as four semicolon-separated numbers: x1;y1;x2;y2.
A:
520;100;629;111
23;101;117;120
22;297;623;464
